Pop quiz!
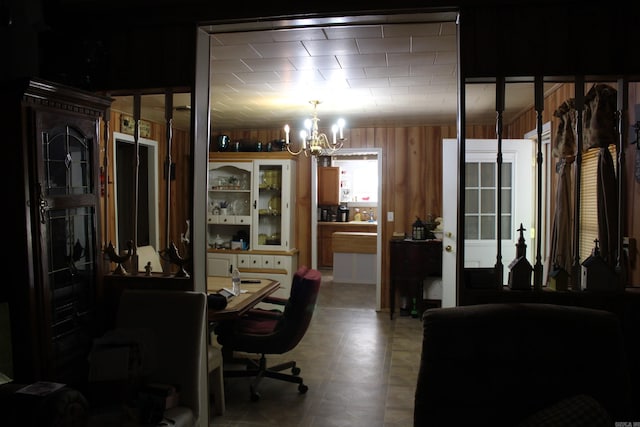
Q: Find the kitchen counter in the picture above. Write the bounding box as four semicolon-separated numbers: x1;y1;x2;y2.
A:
317;222;377;267
332;231;377;284
332;231;377;254
318;221;377;226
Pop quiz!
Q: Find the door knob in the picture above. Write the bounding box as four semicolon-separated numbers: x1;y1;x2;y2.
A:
445;245;452;252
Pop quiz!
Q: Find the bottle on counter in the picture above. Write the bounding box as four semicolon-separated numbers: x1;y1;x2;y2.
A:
231;267;241;295
354;208;362;221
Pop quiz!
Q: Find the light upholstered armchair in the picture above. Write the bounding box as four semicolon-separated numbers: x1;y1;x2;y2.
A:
88;289;207;427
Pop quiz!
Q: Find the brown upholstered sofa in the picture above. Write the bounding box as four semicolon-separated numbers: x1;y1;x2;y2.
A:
414;303;634;426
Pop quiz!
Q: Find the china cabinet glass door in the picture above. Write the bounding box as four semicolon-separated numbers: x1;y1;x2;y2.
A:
253;160;292;251
207;162;252;249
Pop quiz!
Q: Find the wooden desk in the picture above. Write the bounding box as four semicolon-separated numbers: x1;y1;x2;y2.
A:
389;239;442;319
207;276;280;321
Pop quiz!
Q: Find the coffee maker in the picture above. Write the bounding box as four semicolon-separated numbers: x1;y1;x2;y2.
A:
337;205;349;222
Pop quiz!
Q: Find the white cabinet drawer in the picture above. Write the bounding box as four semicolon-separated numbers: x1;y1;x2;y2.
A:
261;255;275;268
237;254;251;268
273;255;288;269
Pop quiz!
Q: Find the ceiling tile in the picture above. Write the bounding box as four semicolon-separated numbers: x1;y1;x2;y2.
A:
365;66;410;78
288;55;342;70
388;52;437;66
382;23;441;37
212;44;261;60
412;35;456;52
319;67;366;80
241;57;297;72
337;53;387;68
251;41;310;58
348;77;390;88
303;39;359;56
324;25;383;40
356;37;411;54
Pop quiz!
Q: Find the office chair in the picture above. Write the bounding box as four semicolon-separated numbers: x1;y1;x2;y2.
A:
214;266;321;401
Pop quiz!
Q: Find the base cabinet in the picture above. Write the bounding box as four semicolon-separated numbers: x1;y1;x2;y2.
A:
207;251;298;299
389;239;442;319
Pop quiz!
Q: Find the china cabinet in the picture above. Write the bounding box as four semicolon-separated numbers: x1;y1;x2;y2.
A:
3;78;111;387
207;153;298;295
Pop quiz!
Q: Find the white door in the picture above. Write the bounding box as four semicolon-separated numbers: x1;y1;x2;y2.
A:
442;138;534;307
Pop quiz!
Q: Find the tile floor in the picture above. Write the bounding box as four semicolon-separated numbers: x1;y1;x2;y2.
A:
209;269;425;427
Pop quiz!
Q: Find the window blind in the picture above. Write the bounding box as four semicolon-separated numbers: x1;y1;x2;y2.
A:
579;145;617;262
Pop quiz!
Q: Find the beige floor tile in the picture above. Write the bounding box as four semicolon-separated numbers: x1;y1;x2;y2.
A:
210;269;424;427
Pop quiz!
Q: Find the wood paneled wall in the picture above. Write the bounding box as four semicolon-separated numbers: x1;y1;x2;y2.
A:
215;124;495;309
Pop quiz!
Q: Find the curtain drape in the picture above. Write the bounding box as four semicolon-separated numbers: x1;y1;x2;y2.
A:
550;158;574;275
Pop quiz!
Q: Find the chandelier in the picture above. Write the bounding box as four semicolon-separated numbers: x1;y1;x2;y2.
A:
283;100;345;156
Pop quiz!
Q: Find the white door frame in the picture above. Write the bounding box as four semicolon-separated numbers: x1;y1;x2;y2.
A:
524;122;552;285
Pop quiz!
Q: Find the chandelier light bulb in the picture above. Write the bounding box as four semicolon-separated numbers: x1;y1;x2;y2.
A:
337;118;345;139
284;124;290;144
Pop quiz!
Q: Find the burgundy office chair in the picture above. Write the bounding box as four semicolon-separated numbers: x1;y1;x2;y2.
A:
214;266;321;401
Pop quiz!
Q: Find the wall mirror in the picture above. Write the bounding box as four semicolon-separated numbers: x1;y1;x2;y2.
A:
102;90;193;276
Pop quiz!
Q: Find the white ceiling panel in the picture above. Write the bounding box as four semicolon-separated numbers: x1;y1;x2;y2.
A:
113;15;551;130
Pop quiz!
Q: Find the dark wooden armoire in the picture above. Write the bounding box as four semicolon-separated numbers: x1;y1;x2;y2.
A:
3;78;111;389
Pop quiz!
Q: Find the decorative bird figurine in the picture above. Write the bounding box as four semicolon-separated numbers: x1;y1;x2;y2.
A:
104;240;132;275
164;241;190;278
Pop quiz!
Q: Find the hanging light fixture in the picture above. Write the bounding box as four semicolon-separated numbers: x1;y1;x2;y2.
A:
283;100;346;156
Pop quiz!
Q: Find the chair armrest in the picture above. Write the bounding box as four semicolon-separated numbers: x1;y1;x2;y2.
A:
261;296;288;306
245;308;283;319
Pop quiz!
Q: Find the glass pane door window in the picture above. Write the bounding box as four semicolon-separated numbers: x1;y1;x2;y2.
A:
253;160;293;251
207;162;252;248
464;161;513;241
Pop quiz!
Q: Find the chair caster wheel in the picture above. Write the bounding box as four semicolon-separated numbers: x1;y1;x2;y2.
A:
298;384;308;394
292;366;301;375
251;391;261;401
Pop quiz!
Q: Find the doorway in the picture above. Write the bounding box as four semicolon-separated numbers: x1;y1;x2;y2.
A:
441;138;534;306
193;11;460;312
112;131;160;253
311;148;383;310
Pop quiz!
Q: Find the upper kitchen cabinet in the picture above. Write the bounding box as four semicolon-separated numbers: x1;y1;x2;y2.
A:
318;166;340;206
4;78;111;387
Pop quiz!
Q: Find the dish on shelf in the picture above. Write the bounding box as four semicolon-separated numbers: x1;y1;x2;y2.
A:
268;196;281;211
